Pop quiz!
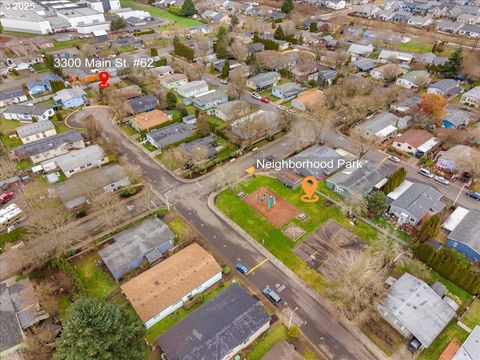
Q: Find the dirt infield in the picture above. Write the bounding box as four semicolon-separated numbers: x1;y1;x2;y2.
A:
293;220;367;276
244;187;301;228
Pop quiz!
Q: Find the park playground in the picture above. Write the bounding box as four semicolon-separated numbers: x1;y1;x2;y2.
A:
244;187;301;228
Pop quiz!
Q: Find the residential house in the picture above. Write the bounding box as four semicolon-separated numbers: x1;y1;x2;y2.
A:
392;129;438;156
427;79;463;99
461;86;480;107
16;120;56;144
53;87;87;108
355;112;410;141
182;114;197;125
121;243;222;328
26;74;63;95
325;0;346;10
388;182;445;226
436;21;463;34
0;88;28;108
396;70;431;90
65;68;97;84
146;123;196;149
247;43;265;54
442;106;470;128
178;135;218;162
246;72;281;91
55;164;130;209
436;145;479;174
352;58;376;72
160;73;189;90
445;209;480;261
378;273;456;348
230;110;279;141
408;15;433;27
416;52;448;66
317;69;338;86
289;145;356;179
458;24;480;38
214;59;239;73
2;104;55;123
157;283;270;360
347;43;375;59
100;217;175;280
214;100;252;121
326;159;396;197
390;93;422;114
200;10;230;24
192;90;228;110
272;83;304;100
13;130;85;164
291;89;325;112
457;13;480;25
152;65;174;77
0;278;49;356
355;4;382;17
126;96;158;115
370;63;405;81
45;145;108;178
114;85;143;101
378;50;414;64
451;326;480;360
176;80;209;98
129;109;170;132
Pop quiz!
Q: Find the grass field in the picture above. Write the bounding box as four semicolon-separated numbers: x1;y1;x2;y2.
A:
418;322;468;360
462;299;480;330
120;0;203;28
398;40;433;53
246;323;288;360
72;252;117;299
216;176;380;294
167;217;193;242
47;38;93;52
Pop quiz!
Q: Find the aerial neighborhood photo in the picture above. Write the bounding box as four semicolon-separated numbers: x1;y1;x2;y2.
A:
1;0;480;358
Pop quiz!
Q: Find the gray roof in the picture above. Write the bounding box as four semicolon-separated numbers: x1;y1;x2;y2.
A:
358;112;400;135
289;145;355;177
53;87;86;103
157;283;270;360
99;217;175;279
148;123;196;147
192;90;227;107
177;80;209;94
127;96;158;114
0;283;23;353
247;43;265;53
429;79;462;96
382;273;456;347
179;135;217;158
16;120;55;138
353;58;376;71
329;159;396;196
53;145;106;173
0;88;25;101
453;325;480;360
248;72;280;88
272;82;304;97
3;104;53;116
448;210;480;254
391;182;445;221
13;130;83;158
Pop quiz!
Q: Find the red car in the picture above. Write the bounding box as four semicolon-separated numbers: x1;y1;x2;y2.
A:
0;192;14;204
260;97;270;103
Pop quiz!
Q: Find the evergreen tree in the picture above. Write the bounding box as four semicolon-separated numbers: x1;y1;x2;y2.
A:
416;214;441;243
54;298;144;360
50;80;65;92
215;26;229;58
274;25;285;40
309;21;318;32
55;112;63;121
166;90;177;109
382;168;406;194
221;59;230;79
181;0;196;16
298;34;304;45
110;16;127;31
440;49;463;78
366;191;387;216
150;48;158;56
281;0;294;14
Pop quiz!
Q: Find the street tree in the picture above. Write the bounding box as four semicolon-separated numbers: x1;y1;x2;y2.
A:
110;16;127;31
54;298;145;360
274;25;285;40
309;21;318;32
229;40;248;63
227;67;247;99
93;194;123;235
166;90;178;109
196;112;210;136
419;93;447;121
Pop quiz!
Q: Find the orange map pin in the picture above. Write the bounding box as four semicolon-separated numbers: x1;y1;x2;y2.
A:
301;176;319;203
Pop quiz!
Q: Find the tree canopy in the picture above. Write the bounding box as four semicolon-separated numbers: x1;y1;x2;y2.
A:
281;0;294;14
110;17;127;31
274;25;285;40
54;298;145;360
181;0;196;16
440;49;463;78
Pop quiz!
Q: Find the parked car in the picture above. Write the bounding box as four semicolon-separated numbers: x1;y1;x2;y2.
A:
0;192;14;204
220;79;228;85
277;105;288;111
466;191;480;201
434;176;449;186
407;337;421;352
252;92;261;100
262;286;282;306
418;168;434;178
235;262;249;275
388;155;400;163
260;97;270;103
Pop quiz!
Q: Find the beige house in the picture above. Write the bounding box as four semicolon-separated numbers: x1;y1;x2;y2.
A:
129;109;170;132
16;120;57;144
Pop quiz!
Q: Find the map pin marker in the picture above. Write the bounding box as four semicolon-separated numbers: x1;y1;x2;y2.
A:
301;176;319;203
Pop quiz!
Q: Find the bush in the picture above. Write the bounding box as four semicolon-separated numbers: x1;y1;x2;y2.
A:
287;326;300;339
120;187;137;198
222;266;231;275
155;207;169;218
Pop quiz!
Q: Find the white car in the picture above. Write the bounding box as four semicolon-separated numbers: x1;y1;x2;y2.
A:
418;168;434;178
252;92;262;100
277;105;288;111
220;79;228;85
434;176;449;185
388;155;401;163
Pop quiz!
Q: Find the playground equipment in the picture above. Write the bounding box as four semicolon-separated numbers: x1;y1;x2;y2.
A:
267;195;275;209
256;187;276;210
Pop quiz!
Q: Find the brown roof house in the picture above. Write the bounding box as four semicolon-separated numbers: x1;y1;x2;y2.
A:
291;89;325;112
129;109;171;132
121;243;222;328
392;129;438;156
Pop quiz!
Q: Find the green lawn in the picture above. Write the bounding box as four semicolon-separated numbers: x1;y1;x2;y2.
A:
121;124;138;136
430;270;472;302
246;323;288;360
32;63;48;73
53;121;70;133
371;216;411;243
216;176;380;294
37;98;55;106
208;115;227;129
0;135;22;149
167;217;192;242
418;322;468;360
0;228;25;252
84;89;95;98
120;0;203;28
144;279;238;343
462;299;480;330
58;295;71;319
398;40;433;53
46;38;93;52
72;252;117;299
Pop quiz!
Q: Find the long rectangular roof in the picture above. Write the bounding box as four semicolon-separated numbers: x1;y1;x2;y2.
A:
16;120;55;138
13;130;84;158
157;283;270;359
390;182;444;220
52;145;105;173
448;210;480;254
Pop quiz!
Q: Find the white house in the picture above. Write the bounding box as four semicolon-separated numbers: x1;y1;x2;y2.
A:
461;86;480;107
325;0;346;10
396;70;431;90
176;80;209;98
2;104;55;123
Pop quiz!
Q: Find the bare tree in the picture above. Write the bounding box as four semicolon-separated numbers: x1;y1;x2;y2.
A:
227;67;247;99
382;64;402;83
340;193;368;218
93;193;123;234
24;324;55;360
229;40;248;63
0;155;18;180
191;144;209;164
120;160;143;186
459;150;480;185
83;115;104;142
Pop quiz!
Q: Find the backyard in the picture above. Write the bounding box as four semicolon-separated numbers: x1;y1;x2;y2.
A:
72;252;117;299
461;299;480;330
245;323;288;360
417;322;469;360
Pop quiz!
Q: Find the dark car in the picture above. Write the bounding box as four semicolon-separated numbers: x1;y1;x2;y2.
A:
262;286;282;306
235;262;249;275
407;337;421;352
466;191;480;201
